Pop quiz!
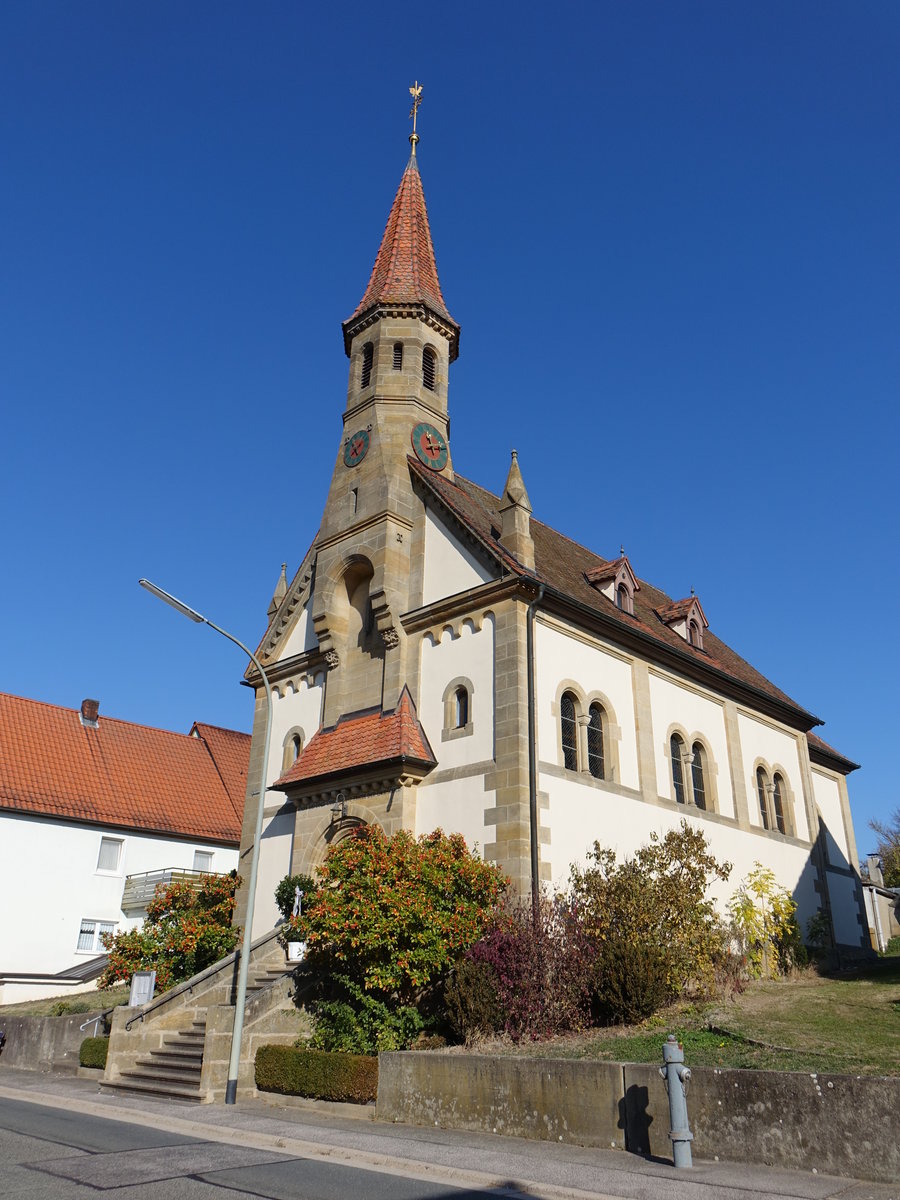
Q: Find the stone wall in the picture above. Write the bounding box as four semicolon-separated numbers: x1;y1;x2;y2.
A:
0;1011;107;1073
376;1052;900;1185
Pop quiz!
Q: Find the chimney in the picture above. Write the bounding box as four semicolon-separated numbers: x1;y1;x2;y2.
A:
80;698;100;729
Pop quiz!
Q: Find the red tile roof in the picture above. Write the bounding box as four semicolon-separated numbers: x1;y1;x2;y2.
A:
657;598;699;623
0;692;248;843
585;556;639;589
343;154;458;356
408;458;823;728
276;686;436;788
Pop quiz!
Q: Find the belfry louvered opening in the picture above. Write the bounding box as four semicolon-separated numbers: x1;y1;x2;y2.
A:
361;342;374;389
392;342;403;370
422;346;436;391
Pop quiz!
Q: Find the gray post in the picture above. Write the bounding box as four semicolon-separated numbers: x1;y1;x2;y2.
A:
660;1034;693;1168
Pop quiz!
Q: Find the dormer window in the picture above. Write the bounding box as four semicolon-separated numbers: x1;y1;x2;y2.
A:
360;342;374;389
422;346;436;391
585;555;638;615
657;595;708;649
392;342;403;370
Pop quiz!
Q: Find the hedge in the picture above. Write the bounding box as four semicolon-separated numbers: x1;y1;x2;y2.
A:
255;1044;377;1103
79;1036;109;1069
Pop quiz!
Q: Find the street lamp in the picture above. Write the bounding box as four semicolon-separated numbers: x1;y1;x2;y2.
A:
139;578;272;1105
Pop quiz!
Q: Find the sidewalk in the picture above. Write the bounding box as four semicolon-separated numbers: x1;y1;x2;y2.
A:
0;1067;895;1200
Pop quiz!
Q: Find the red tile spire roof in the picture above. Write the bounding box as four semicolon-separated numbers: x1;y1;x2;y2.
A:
343;153;459;357
0;692;248;843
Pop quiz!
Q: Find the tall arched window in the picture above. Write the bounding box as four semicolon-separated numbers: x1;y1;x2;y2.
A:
422;346;436;391
772;773;787;834
688;620;701;647
392;342;403;370
454;686;469;729
616;583;627;611
560;692;578;771
691;741;707;810
281;730;304;773
361;342;374;389
756;767;770;830
587;703;605;779
670;733;686;804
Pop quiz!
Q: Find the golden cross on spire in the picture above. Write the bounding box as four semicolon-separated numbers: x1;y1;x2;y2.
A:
408;80;423;152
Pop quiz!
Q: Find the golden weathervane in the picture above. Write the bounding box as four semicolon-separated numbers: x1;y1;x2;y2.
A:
409;80;423;151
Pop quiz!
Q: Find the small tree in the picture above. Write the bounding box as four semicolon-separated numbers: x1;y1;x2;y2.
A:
728;864;805;978
97;871;241;993
274;873;318;922
870;807;900;888
289;826;506;1007
570;820;732;1009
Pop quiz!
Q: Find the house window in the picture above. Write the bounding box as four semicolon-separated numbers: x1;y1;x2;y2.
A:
281;729;304;772
77;919;116;954
96;837;123;873
772;773;787;835
454;686;469;729
193;850;213;873
688;620;703;649
422;346;436;391
587;703;605;780
441;677;474;740
360;341;374;389
691;742;707;810
756;767;770;830
392;342;403;370
560;691;578;771
615;582;634;614
671;733;686;804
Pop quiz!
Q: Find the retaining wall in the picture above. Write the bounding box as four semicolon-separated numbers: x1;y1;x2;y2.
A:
376;1053;900;1185
0;1012;107;1073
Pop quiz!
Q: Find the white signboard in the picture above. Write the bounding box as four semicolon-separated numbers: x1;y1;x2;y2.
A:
129;970;156;1008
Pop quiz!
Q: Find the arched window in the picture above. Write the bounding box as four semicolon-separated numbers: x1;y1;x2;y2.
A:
281;730;304;773
772;773;787;834
361;342;374;389
392;342;403;370
587;703;605;779
756;766;770;830
691;741;707;810
422;346;436;391
560;692;578;771
670;733;686;804
616;583;628;611
688;621;701;647
454;686;469;729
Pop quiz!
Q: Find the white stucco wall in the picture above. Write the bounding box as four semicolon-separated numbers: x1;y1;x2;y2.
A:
416;776;493;852
812;768;850;868
648;671;735;817
827;870;862;945
418;617;495;768
737;712;809;841
280;596;319;658
422;508;493;606
535;622;640;791
540;775;820;924
267;675;325;791
251;805;296;940
0;812;238;977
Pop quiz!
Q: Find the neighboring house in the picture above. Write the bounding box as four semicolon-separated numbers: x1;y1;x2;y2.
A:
234;131;869;963
862;855;900;952
0;693;249;1003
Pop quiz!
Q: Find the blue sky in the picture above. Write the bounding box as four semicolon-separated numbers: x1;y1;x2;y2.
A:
2;3;897;852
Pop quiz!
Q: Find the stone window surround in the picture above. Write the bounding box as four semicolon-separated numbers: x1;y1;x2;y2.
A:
752;758;795;837
662;722;720;814
441;676;474;741
551;679;622;783
281;726;306;773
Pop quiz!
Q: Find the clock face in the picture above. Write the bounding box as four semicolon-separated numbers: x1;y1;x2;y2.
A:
343;429;370;468
411;422;449;471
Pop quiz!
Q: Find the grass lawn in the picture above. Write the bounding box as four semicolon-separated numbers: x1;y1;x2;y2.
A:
475;960;900;1076
0;986;130;1018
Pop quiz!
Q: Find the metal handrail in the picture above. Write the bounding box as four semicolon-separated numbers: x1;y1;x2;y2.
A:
121;867;226;910
79;1005;117;1037
123;926;283;1031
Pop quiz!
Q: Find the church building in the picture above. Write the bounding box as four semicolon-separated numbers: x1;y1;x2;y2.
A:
235;115;868;960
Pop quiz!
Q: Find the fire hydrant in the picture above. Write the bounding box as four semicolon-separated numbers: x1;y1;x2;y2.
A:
660;1035;693;1168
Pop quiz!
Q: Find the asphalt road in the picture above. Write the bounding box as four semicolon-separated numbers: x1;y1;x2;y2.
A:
0;1097;517;1200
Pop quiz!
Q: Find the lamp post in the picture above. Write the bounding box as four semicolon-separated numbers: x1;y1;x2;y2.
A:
139;578;272;1105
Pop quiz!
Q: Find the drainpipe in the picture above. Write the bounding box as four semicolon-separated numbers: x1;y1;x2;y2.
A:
526;583;545;921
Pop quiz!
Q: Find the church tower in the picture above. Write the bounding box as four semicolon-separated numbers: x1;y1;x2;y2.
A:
309;104;460;727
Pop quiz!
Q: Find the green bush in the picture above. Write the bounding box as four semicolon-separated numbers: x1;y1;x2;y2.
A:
444;958;502;1042
311;976;424;1053
50;999;93;1016
880;935;900;958
79;1036;109;1069
274;873;318;922
592;937;670;1024
255;1044;377;1103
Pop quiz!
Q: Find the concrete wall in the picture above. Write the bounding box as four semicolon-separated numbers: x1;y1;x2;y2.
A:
0;1011;107;1073
377;1053;900;1185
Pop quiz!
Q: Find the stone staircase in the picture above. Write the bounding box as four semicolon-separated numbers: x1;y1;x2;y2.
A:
102;929;311;1104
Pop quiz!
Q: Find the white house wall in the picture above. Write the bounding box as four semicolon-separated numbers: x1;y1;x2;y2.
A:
827;871;863;944
535;622;640;791
268;676;325;791
737;712;809;841
0;812;238;978
648;670;735;818
418;617;495;769
422;508;494;606
812;768;851;868
416;776;493;852
252;806;295;940
280;597;319;659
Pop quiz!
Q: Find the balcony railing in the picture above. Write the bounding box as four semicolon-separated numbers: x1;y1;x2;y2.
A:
121;868;224;912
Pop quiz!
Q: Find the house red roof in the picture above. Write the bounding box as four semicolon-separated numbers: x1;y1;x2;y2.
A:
657;598;699;623
0;693;248;843
276;686;436;788
585;556;639;589
343;153;459;357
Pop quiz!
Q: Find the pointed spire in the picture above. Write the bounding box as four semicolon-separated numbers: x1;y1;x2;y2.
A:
499;450;535;570
342;153;459;359
268;563;287;619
